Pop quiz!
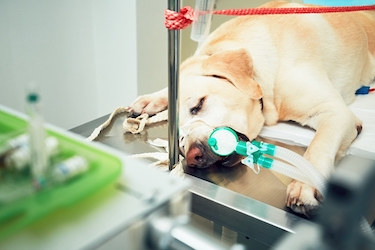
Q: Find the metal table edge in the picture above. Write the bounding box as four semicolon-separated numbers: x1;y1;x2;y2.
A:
185;174;313;246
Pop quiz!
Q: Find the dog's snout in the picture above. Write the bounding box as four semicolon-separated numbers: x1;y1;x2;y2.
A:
186;145;206;168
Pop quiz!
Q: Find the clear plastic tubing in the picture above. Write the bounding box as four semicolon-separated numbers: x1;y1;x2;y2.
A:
272;145;327;195
271;146;373;237
209;127;326;193
190;0;215;49
208;127;374;237
258;156;315;187
249;140;325;194
256;140;374;237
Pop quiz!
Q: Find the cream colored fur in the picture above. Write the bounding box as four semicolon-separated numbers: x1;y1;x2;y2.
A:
130;1;375;216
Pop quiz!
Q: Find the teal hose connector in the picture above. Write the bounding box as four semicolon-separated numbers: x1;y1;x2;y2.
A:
207;127;276;169
207;127;327;194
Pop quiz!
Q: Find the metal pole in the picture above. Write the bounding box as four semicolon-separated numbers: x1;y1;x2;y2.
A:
168;0;180;170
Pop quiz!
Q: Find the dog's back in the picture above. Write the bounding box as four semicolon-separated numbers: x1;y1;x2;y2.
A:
196;1;375;105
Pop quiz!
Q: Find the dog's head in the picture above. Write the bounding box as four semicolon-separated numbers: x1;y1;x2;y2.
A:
178;48;265;168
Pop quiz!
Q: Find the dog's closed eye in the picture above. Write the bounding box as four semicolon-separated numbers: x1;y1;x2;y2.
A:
212;75;226;80
190;97;205;115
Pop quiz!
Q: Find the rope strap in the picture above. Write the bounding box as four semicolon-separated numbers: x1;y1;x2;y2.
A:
164;6;194;30
165;4;375;30
86;109;183;176
214;4;375;15
86;107;168;141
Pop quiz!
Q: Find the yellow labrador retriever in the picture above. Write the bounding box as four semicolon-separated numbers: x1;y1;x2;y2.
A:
130;1;375;216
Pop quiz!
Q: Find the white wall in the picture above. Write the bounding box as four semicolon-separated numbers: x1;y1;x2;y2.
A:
93;0;138;118
2;0;312;129
136;0;168;95
0;0;168;129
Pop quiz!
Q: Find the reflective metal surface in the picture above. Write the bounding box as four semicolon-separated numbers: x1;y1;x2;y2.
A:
72;113;293;208
167;0;181;170
276;155;375;250
71;113;315;248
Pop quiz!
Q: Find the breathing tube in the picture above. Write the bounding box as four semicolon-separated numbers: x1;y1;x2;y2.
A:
207;127;374;237
207;127;327;195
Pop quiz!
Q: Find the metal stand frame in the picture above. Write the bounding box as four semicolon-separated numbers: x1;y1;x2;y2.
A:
168;0;181;170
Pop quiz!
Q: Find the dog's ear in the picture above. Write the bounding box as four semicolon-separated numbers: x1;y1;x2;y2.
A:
202;48;263;100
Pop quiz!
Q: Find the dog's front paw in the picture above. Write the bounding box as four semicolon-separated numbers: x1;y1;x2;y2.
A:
129;89;168;115
286;180;323;217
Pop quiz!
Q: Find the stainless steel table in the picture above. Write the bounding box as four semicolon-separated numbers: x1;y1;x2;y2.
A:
71;112;318;249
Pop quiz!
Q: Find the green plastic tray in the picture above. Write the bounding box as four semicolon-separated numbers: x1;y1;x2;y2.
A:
0;106;123;240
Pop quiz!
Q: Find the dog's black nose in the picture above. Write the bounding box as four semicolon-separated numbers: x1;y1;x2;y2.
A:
186;146;205;167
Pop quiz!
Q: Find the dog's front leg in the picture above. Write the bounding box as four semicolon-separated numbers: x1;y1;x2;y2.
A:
286;106;362;217
129;88;168;115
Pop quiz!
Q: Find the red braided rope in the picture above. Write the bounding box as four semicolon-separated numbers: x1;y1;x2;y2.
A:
164;6;194;30
215;4;375;15
165;5;375;30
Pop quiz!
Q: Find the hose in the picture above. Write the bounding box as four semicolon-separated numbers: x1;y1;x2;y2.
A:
269;145;374;238
273;146;327;195
257;156;314;187
262;146;374;238
208;127;374;238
